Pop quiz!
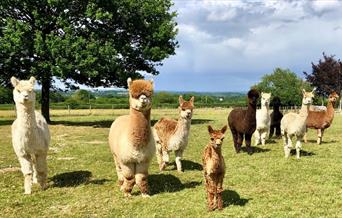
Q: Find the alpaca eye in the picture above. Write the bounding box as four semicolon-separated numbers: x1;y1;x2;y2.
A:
221;137;225;140
182;108;185;111
211;138;214;141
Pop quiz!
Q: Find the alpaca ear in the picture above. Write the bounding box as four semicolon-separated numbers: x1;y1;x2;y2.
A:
127;78;133;88
179;95;184;105
29;76;36;86
190;96;195;105
208;125;214;134
302;89;306;95
11;77;19;87
221;125;227;134
312;87;317;93
150;79;154;87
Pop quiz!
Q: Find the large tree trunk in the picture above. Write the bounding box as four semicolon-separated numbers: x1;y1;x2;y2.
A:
41;77;51;123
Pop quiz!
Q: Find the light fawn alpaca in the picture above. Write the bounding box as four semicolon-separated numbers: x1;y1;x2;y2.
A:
281;89;314;159
203;125;227;211
305;91;339;144
254;92;271;146
108;78;155;197
11;77;50;194
153;96;194;172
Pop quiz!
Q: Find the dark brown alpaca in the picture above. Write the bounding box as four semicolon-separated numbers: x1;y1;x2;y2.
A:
202;125;227;211
304;91;339;144
228;89;259;154
269;96;283;138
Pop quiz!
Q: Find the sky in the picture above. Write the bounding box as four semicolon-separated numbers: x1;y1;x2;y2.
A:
147;0;342;92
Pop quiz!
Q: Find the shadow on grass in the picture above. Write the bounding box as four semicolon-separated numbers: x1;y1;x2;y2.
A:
51;120;113;128
222;189;250;207
181;160;203;171
290;149;315;156
148;174;201;195
0;119;14;126
151;119;212;126
240;146;271;154
51;170;110;187
305;139;337;144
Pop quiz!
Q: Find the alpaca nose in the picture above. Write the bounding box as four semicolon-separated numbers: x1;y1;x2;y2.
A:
215;139;222;145
140;95;148;104
23;94;29;99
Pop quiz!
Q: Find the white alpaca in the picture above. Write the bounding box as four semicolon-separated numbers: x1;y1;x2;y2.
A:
254;92;271;146
153;96;194;172
281;89;314;159
11;77;50;194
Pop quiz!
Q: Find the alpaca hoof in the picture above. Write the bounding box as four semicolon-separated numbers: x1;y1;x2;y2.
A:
141;193;150;198
159;163;166;171
24;190;32;195
124;192;132;198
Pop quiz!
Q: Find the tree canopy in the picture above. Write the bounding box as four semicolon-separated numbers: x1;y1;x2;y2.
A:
304;53;342;97
254;68;312;106
0;0;178;121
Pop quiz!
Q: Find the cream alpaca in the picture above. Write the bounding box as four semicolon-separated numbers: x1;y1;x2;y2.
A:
108;78;155;197
11;77;50;194
281;89;314;159
153;96;194;172
254;92;271;146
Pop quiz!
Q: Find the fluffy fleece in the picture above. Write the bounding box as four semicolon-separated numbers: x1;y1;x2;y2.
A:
153;96;194;172
228;89;260;154
254;92;271;146
281;89;314;159
305;91;339;144
108;78;155;197
202;125;227;211
269;96;283;138
11;76;50;194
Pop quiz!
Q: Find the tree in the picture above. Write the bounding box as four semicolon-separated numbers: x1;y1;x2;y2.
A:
0;86;12;104
254;68;312;106
304;53;342;97
0;0;178;122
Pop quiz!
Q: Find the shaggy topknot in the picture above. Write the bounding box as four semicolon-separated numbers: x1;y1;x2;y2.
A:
129;79;154;99
248;89;260;99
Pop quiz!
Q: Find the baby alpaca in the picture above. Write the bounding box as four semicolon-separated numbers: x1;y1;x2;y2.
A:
11;77;50;194
153;96;194;172
203;125;227;211
254;92;271;146
281;89;314;159
108;78;155;197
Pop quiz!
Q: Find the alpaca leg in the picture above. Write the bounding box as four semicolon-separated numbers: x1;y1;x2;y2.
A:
269;125;274;139
113;155;124;187
317;129;322;145
282;133;291;158
18;155;33;194
275;124;281;138
304;128;308;143
254;129;261;146
295;137;302;159
135;162;150;197
205;176;216;211
321;129;325;143
121;163;135;197
261;130;268;146
236;133;244;153
245;134;252;155
217;175;224;210
230;128;239;153
175;149;184;172
156;143;166;171
34;153;48;190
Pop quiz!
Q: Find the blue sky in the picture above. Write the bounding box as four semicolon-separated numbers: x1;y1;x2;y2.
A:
146;0;342;92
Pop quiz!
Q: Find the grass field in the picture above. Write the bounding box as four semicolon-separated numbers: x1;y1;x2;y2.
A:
0;108;341;217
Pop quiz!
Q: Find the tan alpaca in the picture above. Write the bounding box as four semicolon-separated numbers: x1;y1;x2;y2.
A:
11;77;50;194
108;78;155;197
281;89;314;159
153;96;194;172
203;125;227;211
254;92;271;146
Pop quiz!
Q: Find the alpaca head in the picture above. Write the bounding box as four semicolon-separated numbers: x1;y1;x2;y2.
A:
302;89;314;105
260;92;271;107
328;91;339;103
127;78;154;111
208;125;227;149
179;96;194;120
247;89;260;106
11;76;36;105
272;96;281;107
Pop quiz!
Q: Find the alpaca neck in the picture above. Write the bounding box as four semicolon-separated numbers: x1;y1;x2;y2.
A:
209;143;222;158
176;115;191;132
326;100;335;121
273;105;280;112
129;107;151;146
15;102;36;128
261;103;269;112
299;103;310;118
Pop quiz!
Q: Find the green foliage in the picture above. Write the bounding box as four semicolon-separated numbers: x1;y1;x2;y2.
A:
0;87;12;104
255;68;312;106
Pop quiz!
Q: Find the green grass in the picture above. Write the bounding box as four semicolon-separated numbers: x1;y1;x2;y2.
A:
0;108;342;217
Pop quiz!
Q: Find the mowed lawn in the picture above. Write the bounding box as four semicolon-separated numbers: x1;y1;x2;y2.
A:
0;108;341;217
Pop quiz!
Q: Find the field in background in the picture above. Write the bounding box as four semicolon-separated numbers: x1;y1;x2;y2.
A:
0;108;341;217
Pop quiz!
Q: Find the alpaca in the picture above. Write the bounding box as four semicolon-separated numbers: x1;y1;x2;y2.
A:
228;89;260;154
281;89;314;159
108;78;155;197
269;96;283;138
304;91;339;144
254;92;271;146
153;96;194;172
11;77;50;194
203;125;227;211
